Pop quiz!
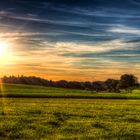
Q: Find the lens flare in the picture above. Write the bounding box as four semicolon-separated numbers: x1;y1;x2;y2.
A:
0;78;5;115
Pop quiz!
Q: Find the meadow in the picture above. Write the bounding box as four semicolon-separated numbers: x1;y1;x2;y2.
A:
0;98;140;140
0;83;140;99
0;84;140;139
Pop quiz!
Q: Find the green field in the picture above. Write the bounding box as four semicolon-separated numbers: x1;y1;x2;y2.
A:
0;84;140;139
0;98;140;140
0;83;140;99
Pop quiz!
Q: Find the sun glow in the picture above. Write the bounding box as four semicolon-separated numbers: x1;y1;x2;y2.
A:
0;41;7;56
0;39;13;65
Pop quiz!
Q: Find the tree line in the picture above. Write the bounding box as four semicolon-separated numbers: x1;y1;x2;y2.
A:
2;74;139;92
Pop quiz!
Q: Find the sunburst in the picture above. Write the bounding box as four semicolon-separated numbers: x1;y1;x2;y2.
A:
0;39;13;64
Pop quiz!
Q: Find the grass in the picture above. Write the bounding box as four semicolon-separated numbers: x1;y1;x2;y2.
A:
0;84;140;139
0;98;140;139
0;83;140;99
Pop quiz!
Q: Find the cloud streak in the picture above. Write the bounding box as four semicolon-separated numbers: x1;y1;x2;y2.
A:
109;25;140;36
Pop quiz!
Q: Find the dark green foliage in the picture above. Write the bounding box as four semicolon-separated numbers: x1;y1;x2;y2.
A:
92;81;107;92
2;74;140;92
105;79;120;92
118;74;139;90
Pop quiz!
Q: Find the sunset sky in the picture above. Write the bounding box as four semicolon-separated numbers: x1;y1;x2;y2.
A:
0;0;140;81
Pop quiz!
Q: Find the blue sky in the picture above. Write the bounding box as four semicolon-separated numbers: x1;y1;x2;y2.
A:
0;0;140;81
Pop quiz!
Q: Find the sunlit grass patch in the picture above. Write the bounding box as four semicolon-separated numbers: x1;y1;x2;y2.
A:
0;99;140;139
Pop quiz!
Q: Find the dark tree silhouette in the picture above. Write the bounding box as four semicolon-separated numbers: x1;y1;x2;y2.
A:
105;79;119;92
2;74;139;92
55;80;68;88
92;81;107;92
118;74;139;89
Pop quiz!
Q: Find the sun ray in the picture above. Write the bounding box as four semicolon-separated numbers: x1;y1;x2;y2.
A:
0;39;11;115
0;78;6;115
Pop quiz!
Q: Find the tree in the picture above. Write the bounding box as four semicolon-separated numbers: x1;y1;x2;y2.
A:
105;79;119;92
55;80;68;88
92;81;107;92
118;74;139;90
84;82;93;90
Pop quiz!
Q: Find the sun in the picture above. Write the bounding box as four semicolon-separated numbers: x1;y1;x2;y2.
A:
0;39;12;64
0;41;7;57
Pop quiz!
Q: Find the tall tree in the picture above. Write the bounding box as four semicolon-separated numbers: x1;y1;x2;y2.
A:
118;74;139;89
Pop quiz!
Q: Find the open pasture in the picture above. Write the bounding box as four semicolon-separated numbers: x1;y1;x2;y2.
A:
0;98;140;139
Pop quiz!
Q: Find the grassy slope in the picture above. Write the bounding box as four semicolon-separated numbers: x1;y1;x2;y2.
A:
0;98;140;139
0;83;140;99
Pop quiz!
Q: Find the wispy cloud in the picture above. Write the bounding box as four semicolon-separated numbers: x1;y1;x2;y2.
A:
109;25;140;35
0;32;62;38
40;3;140;19
0;11;90;28
52;40;137;54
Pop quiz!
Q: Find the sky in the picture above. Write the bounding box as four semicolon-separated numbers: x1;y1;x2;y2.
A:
0;0;140;81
